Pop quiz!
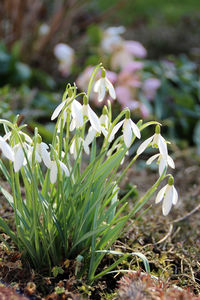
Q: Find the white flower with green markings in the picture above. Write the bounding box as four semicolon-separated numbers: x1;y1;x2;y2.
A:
137;125;168;159
155;176;178;216
146;153;175;176
94;68;116;102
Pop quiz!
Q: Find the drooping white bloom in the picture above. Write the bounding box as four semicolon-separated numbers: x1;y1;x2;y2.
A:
51;98;83;132
85;113;109;146
70;138;89;159
36;142;51;168
155;179;178;216
137;131;168;159
146;153;175;176
82;104;101;133
109;117;141;147
0;136;14;161
49;160;70;184
94;77;116;102
13;144;25;172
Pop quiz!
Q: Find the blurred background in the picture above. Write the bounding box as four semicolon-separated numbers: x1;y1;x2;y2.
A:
1;0;200;152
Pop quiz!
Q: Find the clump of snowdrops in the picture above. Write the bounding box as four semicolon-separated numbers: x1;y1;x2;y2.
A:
0;64;178;282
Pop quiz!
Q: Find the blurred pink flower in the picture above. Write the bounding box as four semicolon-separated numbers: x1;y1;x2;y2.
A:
143;78;161;101
115;86;139;110
122;61;144;73
125;41;147;58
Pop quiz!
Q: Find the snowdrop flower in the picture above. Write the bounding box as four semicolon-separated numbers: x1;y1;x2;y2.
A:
51;96;83;131
82;95;101;133
109;110;141;147
155;176;178;216
13;143;26;172
36;141;51;168
146;153;175;176
137;125;168;159
94;69;116;102
70;137;89;160
54;43;75;76
49;160;70;184
85;106;109;145
0;136;14;161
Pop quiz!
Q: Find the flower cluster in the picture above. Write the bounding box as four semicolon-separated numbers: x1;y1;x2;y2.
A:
0;65;178;278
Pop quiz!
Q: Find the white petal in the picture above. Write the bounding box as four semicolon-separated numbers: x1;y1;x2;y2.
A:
93;79;101;92
172;186;178;205
167;155;175;169
88;105;101;133
0;137;14;161
59;161;70;176
130;119;141;139
71;100;83;128
21;132;32;144
108;120;124;142
146;153;160;165
155;185;167;204
137;135;154;156
123;119;132;148
85;127;96;145
162;186;173;216
105;77;116;99
51;100;67;120
69;118;76;131
14;146;24;172
83;141;90;155
158;135;168;159
158;157;167;176
50;161;57;184
41;143;51;168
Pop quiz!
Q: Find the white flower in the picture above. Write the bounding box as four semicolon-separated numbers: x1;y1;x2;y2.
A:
109;117;141;147
85;113;109;145
13;144;25;172
137;132;168;159
82;104;101;133
49;160;70;184
94;77;116;102
70;138;89;159
36;142;51;168
51;98;83;131
155;181;178;216
146;153;175;176
0;136;14;161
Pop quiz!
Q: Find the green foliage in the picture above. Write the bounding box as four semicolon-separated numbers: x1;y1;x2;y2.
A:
144;55;200;152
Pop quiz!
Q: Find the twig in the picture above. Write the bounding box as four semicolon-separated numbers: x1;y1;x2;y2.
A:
170;203;200;224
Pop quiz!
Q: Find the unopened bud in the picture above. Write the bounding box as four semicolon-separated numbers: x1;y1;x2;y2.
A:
155;125;160;134
125;109;130;119
168;175;174;186
103;105;108;115
83;94;88;105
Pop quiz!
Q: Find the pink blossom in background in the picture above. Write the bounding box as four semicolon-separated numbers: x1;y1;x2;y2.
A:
125;41;147;58
143;78;161;101
111;47;133;70
115;86;139;110
122;61;144;73
118;69;141;89
139;103;150;118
